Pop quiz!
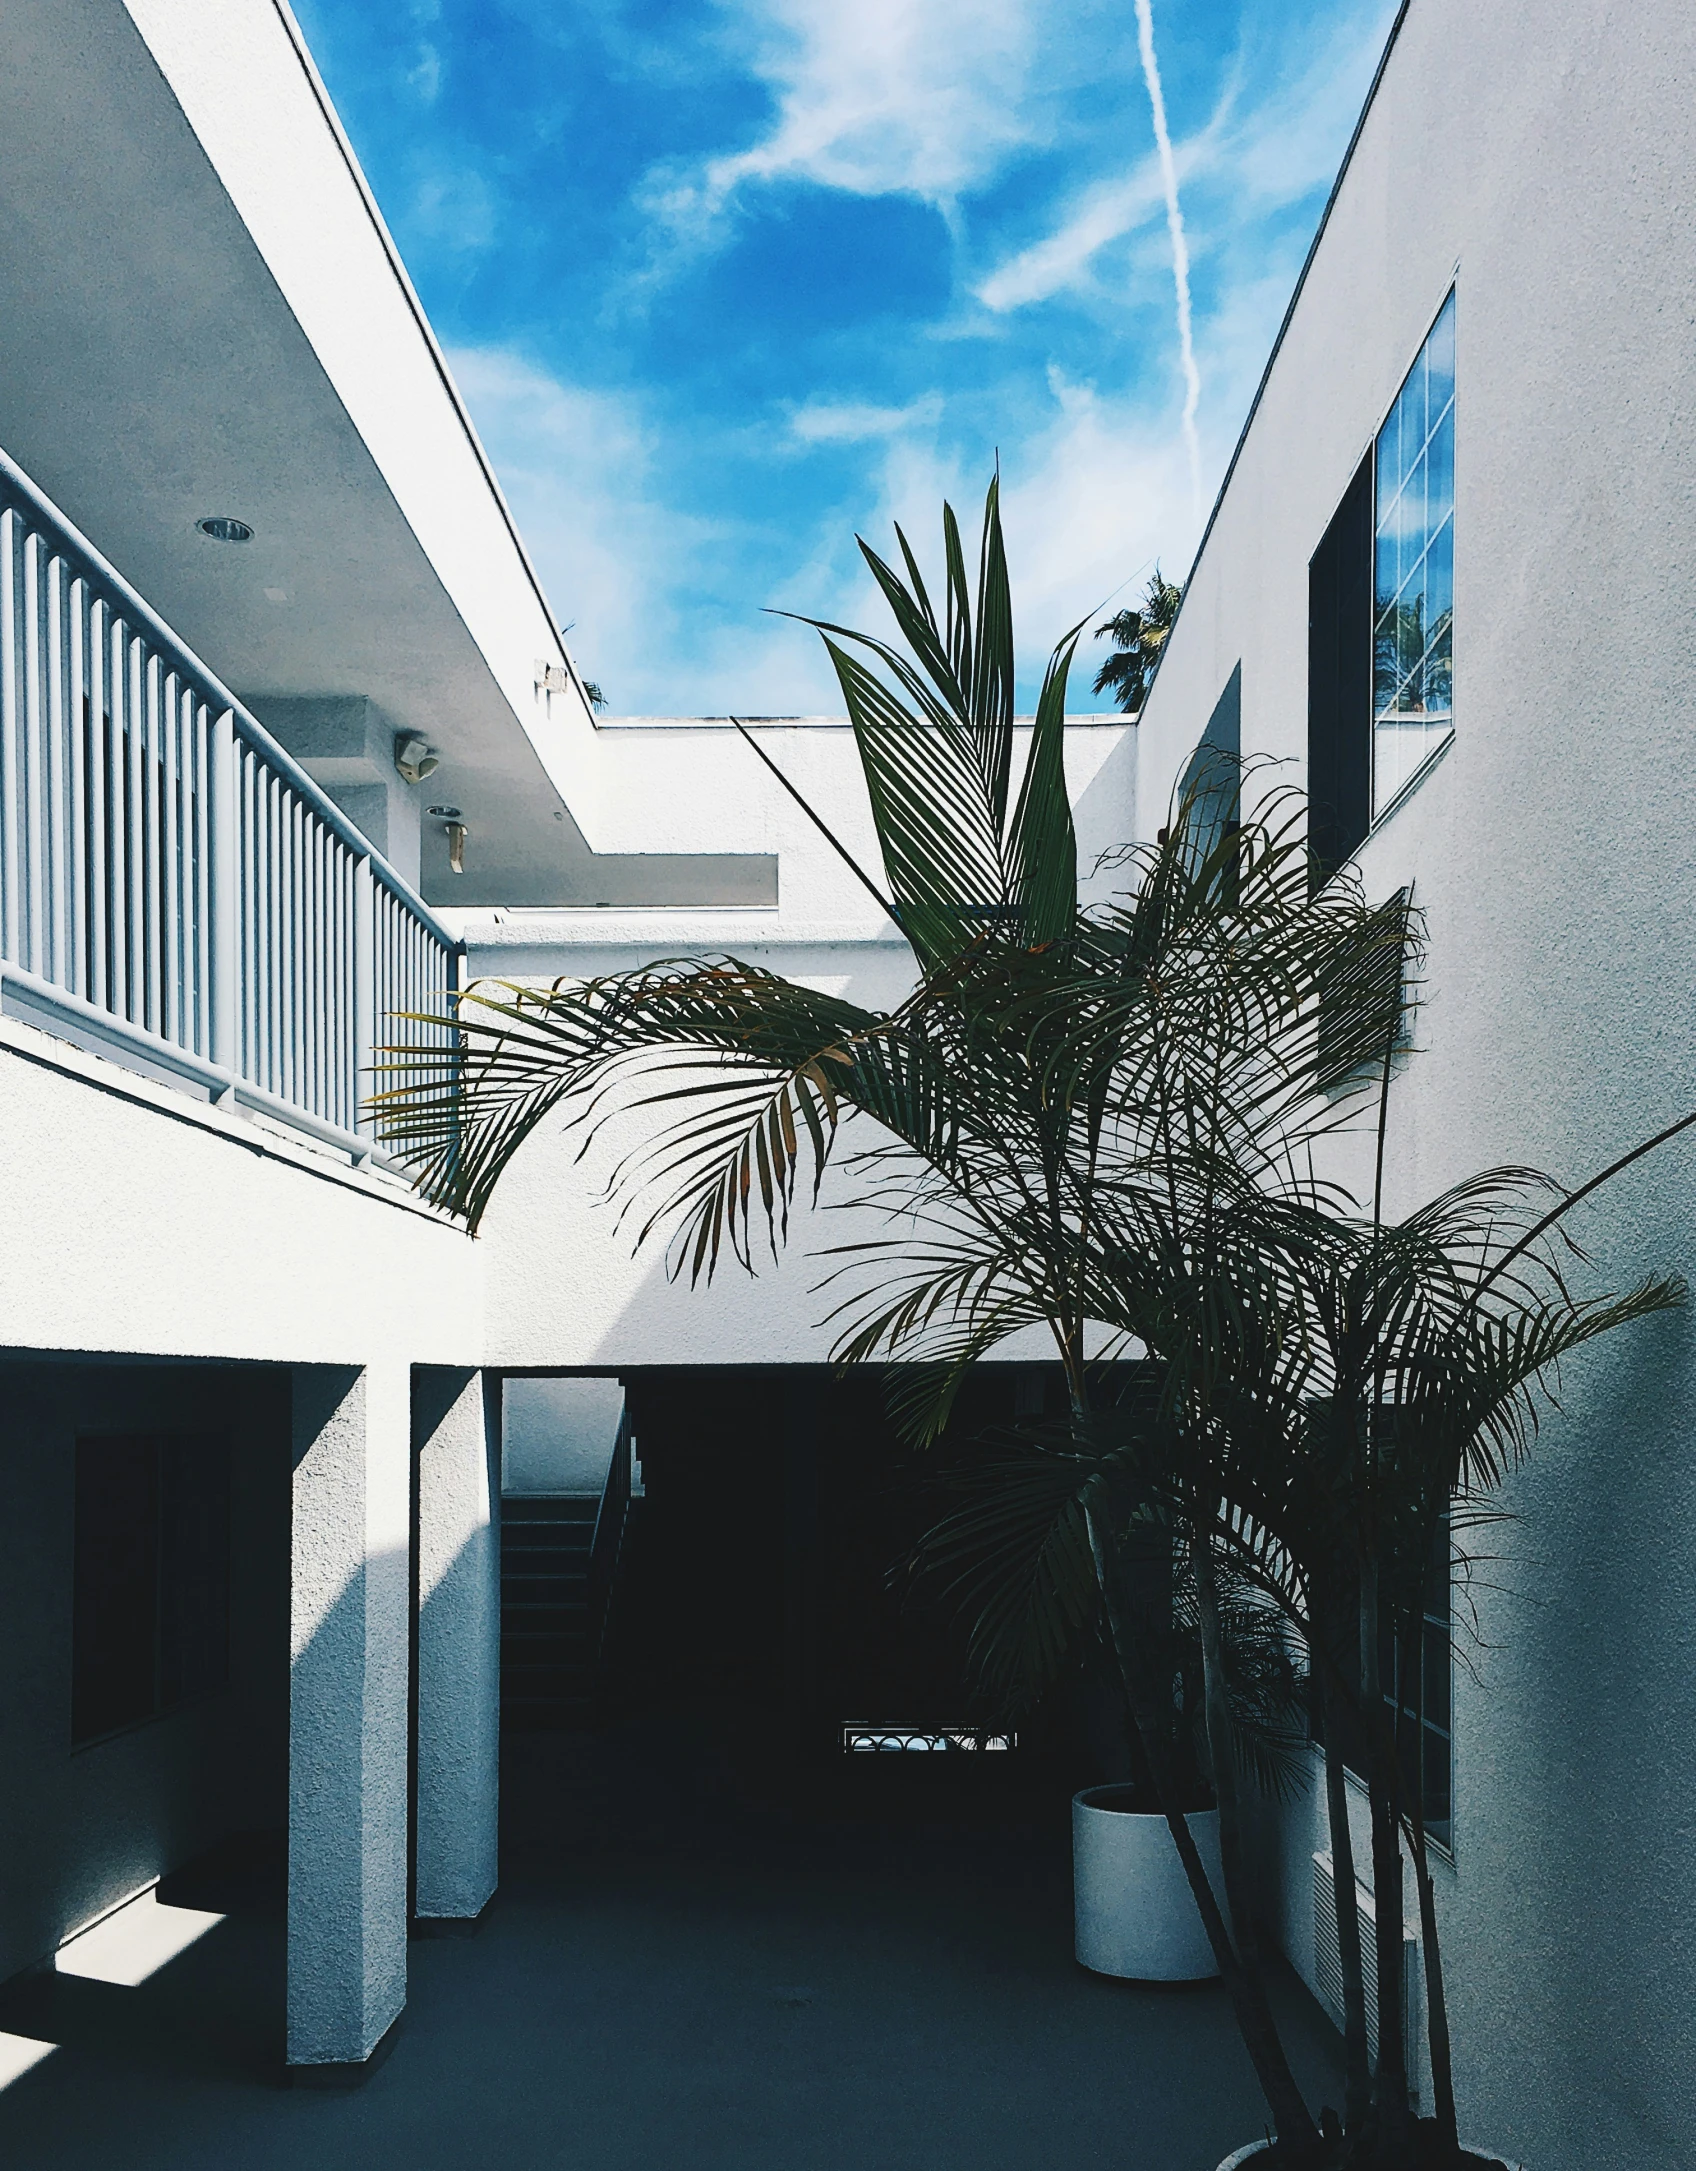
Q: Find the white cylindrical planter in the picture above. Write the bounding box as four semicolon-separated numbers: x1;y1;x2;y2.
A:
1217;2142;1523;2169
1073;1784;1225;1981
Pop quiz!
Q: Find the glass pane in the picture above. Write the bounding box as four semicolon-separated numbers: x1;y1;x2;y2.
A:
1374;606;1401;716
1422;1722;1453;1839
1386;469;1425;602
1400;346;1429;473
1425;400;1455;527
1423;1614;1452;1734
1377;403;1403;509
1425;292;1456;421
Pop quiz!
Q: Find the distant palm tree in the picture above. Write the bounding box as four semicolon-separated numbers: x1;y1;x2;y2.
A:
1093;567;1182;712
582;679;607;710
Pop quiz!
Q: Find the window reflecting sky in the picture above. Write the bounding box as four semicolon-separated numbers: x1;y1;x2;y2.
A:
1373;290;1455;813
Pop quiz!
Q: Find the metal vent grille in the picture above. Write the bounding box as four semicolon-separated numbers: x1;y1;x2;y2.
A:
1312;1850;1421;2097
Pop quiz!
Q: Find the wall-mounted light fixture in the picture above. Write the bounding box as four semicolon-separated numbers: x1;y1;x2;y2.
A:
395;733;440;784
429;806;467;875
197;516;253;543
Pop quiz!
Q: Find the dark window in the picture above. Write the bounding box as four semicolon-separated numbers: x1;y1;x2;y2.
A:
1307;455;1375;890
1179;664;1242;889
72;1435;230;1744
1312;1516;1453;1851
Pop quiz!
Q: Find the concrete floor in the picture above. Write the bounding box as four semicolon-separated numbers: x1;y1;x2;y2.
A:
0;1726;1341;2171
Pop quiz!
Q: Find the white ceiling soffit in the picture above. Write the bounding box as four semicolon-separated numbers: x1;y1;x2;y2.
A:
0;0;772;909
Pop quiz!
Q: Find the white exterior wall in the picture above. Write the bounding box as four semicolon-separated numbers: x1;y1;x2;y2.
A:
1136;5;1696;2166
461;717;1137;1368
0;1020;481;1370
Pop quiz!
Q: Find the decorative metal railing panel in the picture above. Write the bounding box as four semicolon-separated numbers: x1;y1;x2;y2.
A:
0;443;457;1164
841;1725;1016;1752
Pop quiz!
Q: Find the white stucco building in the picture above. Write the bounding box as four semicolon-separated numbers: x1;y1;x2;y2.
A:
1;0;1690;2163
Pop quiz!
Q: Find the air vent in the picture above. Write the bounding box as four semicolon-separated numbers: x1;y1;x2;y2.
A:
1312;1849;1422;2105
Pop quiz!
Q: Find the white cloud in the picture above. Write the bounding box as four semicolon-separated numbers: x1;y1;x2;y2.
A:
643;0;1049;253
448;345;844;715
975;165;1167;313
407;44;442;105
787;395;943;444
972;3;1390;317
412;163;498;252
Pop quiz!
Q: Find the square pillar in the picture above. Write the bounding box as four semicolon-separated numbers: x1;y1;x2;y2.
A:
288;1363;411;2076
412;1368;500;1925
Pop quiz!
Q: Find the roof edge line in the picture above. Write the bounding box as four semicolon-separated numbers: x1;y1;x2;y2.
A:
1144;0;1415;710
266;0;586;700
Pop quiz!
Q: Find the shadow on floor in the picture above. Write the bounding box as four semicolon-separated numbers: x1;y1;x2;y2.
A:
0;1722;1340;2171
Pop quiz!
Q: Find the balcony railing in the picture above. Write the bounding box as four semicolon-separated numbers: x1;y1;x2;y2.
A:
0;444;457;1165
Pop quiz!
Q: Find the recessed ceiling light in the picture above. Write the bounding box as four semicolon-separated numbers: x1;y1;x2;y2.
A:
197;516;253;543
427;805;462;819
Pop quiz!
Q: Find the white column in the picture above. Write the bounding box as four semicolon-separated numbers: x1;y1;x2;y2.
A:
413;1367;500;1924
288;1363;411;2073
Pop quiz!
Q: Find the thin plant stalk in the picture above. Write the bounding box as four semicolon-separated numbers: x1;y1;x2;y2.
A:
1088;1509;1321;2158
1318;1650;1372;2130
1358;1561;1415;2165
1396;1609;1460;2156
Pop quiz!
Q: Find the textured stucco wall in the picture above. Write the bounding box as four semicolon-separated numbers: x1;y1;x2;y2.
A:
0;1018;482;1369
413;1368;500;1922
1135;4;1696;2164
0;1362;291;1985
288;1362;411;2067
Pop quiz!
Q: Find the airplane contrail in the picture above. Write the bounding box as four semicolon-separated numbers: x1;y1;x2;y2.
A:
1133;0;1203;516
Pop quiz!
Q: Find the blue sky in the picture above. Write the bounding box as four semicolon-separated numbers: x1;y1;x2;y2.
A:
294;0;1394;714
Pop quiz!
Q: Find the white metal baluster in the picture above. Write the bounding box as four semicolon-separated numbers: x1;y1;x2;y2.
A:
353;856;374;1141
332;842;347;1129
255;757;271;1088
85;597;108;1010
283;787;299;1105
208;708;238;1078
44;553;68;988
161;671;181;1047
22;530;45;976
192;700;210;1054
106;618;128;1018
67;577;87;998
237;747;253;1079
0;508;20;964
123;628;145;1023
142;651;163;1033
309;816;325;1116
328;842;342;1128
262;765;278;1091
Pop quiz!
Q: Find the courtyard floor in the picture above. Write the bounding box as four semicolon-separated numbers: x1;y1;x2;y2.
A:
0;1723;1340;2171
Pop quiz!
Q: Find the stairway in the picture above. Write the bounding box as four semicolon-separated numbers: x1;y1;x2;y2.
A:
500;1496;599;1731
